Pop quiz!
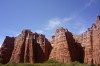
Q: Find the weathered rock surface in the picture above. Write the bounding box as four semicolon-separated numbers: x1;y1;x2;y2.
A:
0;36;15;64
50;16;100;65
49;27;84;63
72;16;100;64
49;28;71;63
0;16;100;65
0;30;51;64
10;29;51;63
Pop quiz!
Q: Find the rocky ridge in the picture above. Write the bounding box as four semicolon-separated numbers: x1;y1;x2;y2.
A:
0;16;100;65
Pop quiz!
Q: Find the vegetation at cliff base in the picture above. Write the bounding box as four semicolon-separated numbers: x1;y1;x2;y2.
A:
0;59;98;66
0;63;88;66
0;62;94;66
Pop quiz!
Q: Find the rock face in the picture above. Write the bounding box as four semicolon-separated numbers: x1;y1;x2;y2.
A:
50;16;100;65
74;16;100;65
0;30;51;64
10;30;35;63
84;16;100;64
49;27;84;63
49;28;71;63
0;36;15;64
0;16;100;65
10;29;51;63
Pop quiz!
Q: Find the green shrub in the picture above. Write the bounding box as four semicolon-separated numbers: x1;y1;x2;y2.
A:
45;58;59;63
68;61;87;66
0;61;96;66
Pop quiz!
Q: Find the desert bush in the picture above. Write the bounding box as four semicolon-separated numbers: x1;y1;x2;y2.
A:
65;61;88;66
45;58;59;63
0;61;98;66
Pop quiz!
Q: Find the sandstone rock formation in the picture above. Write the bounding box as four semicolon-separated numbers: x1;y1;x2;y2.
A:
73;16;100;65
0;36;15;64
10;29;51;63
0;16;100;65
0;29;51;64
50;16;100;65
49;27;84;63
49;28;72;63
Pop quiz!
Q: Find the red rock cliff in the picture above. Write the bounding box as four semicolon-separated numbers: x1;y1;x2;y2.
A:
10;29;51;63
0;36;15;64
0;16;100;65
50;16;100;65
73;16;100;64
49;27;84;63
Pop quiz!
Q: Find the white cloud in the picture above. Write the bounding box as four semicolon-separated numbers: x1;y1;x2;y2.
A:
45;17;72;30
36;0;98;36
7;30;20;36
35;30;44;34
84;0;95;8
0;37;4;48
34;17;72;38
45;18;61;30
63;15;89;35
79;27;87;34
63;17;72;22
15;33;19;36
0;44;1;48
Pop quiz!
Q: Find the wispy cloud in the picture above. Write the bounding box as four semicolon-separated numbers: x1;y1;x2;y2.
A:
34;17;72;38
45;18;61;30
63;17;73;22
45;17;72;30
84;0;96;9
79;27;87;34
35;14;88;37
35;30;44;34
0;37;4;47
63;15;89;35
0;45;1;48
34;0;98;37
60;0;98;34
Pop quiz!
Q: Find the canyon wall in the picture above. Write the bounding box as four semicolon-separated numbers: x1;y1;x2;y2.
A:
49;16;100;65
0;36;15;64
73;16;100;64
49;27;84;63
0;29;51;64
0;16;100;65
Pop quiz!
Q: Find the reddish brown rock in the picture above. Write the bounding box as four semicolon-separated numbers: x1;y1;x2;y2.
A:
50;16;100;65
49;27;84;63
0;16;100;65
10;30;35;63
49;28;71;63
74;15;100;65
92;16;100;64
0;36;15;64
10;29;51;63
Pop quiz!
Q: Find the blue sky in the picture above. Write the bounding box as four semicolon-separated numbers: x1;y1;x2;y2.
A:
0;0;100;45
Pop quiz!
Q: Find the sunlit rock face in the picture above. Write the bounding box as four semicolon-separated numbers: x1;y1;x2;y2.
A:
76;16;100;65
50;16;100;65
0;16;100;65
0;29;51;64
92;16;100;64
10;29;51;63
49;27;84;63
